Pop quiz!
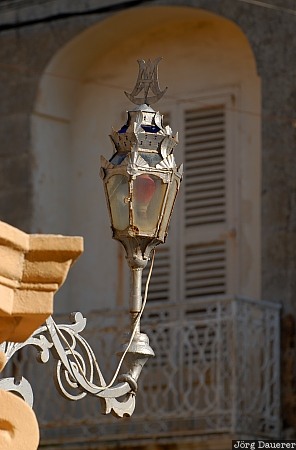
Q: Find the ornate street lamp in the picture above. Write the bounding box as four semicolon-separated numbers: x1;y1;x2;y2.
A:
0;58;182;418
101;56;182;349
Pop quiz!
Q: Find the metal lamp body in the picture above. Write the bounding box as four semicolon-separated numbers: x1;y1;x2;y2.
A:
101;106;183;269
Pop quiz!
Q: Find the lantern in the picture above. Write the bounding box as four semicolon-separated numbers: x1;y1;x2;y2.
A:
101;104;182;267
101;58;183;333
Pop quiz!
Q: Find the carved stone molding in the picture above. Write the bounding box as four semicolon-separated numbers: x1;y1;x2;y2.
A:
0;221;83;343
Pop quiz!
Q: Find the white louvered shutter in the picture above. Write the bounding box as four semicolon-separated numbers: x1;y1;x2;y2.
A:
180;95;237;301
143;94;237;304
184;105;226;228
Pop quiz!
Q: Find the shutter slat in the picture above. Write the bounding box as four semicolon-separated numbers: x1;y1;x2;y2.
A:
186;285;226;297
186;277;225;289
186;254;225;263
185;153;225;171
186;149;224;162
185;124;225;137
186;141;225;153
185;107;224;120
186;204;225;217
185;172;225;183
186;215;225;227
185;133;225;145
186;269;225;280
186;165;225;178
186;181;225;195
185;113;224;123
186;195;225;206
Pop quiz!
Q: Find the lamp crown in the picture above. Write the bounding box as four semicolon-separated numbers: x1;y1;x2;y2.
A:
109;109;178;167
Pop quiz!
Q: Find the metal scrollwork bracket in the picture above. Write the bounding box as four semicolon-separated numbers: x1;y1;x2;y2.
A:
0;312;154;418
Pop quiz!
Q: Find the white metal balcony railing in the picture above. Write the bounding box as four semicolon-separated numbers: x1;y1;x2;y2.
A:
2;296;281;448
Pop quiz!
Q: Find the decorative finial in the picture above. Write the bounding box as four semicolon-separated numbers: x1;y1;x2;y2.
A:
125;57;168;106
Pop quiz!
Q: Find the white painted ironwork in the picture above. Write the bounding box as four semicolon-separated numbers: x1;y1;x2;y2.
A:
2;296;280;447
0;313;142;418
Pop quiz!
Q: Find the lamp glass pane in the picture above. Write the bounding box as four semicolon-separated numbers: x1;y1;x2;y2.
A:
162;180;178;230
159;178;178;237
106;174;129;231
133;174;166;234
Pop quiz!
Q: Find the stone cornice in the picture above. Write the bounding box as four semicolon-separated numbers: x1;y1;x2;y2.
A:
0;221;83;343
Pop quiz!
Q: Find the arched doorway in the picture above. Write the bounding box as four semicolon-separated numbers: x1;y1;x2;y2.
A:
31;5;261;314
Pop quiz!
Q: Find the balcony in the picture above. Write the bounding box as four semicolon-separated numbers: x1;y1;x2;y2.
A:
2;296;281;448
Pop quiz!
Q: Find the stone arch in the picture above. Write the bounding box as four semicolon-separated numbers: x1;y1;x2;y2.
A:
31;5;261;313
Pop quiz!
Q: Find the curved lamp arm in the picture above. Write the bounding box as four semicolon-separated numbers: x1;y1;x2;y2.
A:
0;311;154;418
